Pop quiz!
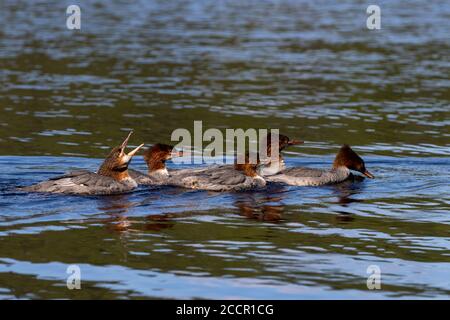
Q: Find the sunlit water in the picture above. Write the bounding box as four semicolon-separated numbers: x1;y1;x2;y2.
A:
0;0;449;299
1;155;449;299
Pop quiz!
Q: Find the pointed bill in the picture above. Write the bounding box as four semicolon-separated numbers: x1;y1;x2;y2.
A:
127;143;144;157
288;139;304;145
363;170;375;179
120;131;134;149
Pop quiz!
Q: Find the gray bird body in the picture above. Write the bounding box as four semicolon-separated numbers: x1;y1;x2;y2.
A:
265;145;373;186
128;168;167;185
266;166;351;186
20;170;138;195
166;165;266;191
128;167;208;186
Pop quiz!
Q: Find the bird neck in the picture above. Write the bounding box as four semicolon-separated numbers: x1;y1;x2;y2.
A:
98;163;131;181
147;159;167;176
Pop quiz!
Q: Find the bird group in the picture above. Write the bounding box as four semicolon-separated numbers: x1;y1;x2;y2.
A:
20;131;374;195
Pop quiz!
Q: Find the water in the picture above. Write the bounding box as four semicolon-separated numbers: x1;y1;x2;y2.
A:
0;0;449;299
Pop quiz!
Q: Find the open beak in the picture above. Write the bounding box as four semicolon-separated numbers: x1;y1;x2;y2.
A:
119;131;144;158
288;139;304;145
127;143;144;157
120;131;133;150
363;170;375;179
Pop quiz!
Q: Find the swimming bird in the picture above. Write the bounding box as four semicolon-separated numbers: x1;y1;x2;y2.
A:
166;154;266;192
128;143;185;185
266;144;374;186
20;131;144;195
258;133;303;177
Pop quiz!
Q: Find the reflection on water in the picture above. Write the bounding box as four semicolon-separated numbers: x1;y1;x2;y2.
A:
1;156;449;299
234;188;287;222
0;0;449;299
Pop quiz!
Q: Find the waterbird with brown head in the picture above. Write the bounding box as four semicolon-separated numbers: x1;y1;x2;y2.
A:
333;144;374;179
20;131;145;195
266;144;374;186
128;143;185;185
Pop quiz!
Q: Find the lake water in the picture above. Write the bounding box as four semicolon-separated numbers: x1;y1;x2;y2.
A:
0;0;449;299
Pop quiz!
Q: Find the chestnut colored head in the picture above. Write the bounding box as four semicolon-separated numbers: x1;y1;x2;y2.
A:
97;131;144;181
143;143;182;173
333;145;374;179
